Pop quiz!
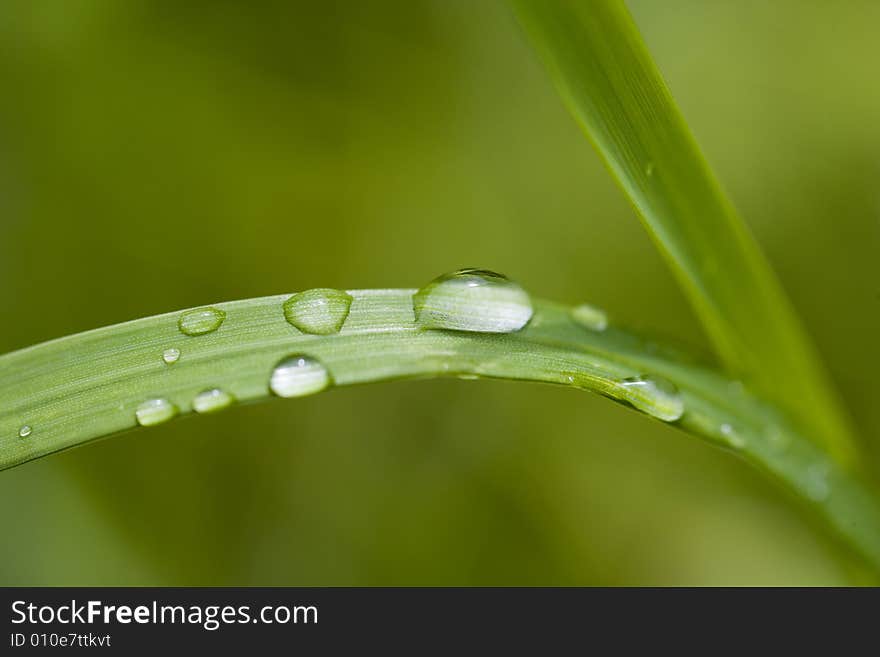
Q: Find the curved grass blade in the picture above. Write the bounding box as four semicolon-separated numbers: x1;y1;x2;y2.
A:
510;0;859;465
1;290;879;571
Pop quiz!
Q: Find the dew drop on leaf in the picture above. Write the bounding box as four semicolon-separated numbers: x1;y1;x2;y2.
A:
269;355;332;398
135;398;178;426
192;388;234;414
162;348;181;364
178;307;226;336
283;288;353;335
412;268;533;333
619;375;684;422
720;422;746;449
571;303;608;331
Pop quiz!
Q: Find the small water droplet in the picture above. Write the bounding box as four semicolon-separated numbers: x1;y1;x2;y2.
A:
645;161;655;177
162;348;181;364
178;307;226;336
619;375;684;422
571;303;608;331
135;398;178;426
269;355;332;398
720;423;746;449
18;425;32;438
413;268;533;333
283;288;353;335
192;388;235;414
805;462;831;502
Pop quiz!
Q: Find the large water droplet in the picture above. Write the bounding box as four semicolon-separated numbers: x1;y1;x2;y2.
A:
619;375;684;422
283;288;353;335
162;348;181;364
192;388;235;414
269;355;331;398
571;303;608;331
18;425;32;438
413;268;533;333
135;398;178;426
178;307;226;336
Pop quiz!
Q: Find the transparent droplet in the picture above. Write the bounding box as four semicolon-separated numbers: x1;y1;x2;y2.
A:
805;462;831;502
720;422;746;449
269;355;332;398
178;307;226;336
571;303;608;331
192;388;235;414
135;398;178;426
645;161;655;177
162;348;181;364
18;425;32;438
412;268;533;333
283;288;353;335
619;375;684;422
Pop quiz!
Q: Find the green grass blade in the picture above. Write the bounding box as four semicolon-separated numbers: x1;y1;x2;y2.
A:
510;0;859;465
1;290;880;571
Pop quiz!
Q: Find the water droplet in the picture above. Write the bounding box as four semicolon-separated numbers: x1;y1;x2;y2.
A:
135;398;178;426
178;307;226;336
18;425;32;438
571;303;608;331
413;268;533;333
162;348;181;364
805;462;831;502
269;355;332;398
720;423;746;449
619;375;684;422
283;288;353;335
192;388;235;414
645;161;655;177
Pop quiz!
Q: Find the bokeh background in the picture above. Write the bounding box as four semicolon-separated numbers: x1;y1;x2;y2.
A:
1;0;878;585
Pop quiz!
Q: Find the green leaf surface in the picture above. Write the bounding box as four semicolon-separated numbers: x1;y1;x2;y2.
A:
510;0;859;465
1;290;879;571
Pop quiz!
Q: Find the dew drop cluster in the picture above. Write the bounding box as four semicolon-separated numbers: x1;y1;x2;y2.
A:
131;270;684;433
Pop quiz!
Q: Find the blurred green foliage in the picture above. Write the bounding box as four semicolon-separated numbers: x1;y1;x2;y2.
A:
0;0;878;584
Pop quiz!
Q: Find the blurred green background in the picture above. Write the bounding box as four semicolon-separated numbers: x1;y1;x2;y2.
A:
1;0;878;585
